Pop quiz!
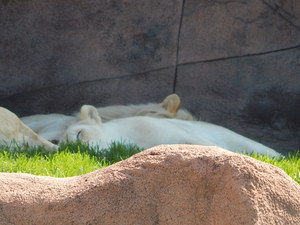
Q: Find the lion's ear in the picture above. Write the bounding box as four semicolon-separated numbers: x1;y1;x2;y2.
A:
80;105;102;124
160;94;181;113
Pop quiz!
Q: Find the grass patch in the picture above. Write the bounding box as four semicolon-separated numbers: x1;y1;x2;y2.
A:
0;141;141;177
59;141;141;164
249;151;300;184
0;142;299;184
0;150;105;177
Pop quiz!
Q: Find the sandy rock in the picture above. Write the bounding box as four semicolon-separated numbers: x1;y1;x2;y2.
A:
0;145;299;225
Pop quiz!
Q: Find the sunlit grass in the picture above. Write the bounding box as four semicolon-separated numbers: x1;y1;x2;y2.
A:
0;142;299;184
0;150;107;177
249;151;300;184
0;142;141;177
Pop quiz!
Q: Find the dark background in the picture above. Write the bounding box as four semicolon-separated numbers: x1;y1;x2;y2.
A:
1;0;299;154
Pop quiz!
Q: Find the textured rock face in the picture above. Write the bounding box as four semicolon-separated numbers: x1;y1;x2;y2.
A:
0;0;181;115
0;145;299;225
0;0;299;153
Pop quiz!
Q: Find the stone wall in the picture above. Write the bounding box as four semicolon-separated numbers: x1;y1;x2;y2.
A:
0;0;299;153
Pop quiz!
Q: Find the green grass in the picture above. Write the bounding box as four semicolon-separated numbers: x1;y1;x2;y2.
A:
0;142;299;184
0;141;141;177
0;150;105;177
249;152;300;184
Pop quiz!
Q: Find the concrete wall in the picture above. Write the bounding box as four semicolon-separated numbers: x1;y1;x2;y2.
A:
0;0;299;153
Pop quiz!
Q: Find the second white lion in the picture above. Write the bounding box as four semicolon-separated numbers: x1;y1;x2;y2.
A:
62;105;280;157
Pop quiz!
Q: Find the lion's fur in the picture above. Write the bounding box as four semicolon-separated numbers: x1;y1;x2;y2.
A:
0;107;57;150
77;94;196;122
62;105;280;157
3;94;279;157
21;94;196;143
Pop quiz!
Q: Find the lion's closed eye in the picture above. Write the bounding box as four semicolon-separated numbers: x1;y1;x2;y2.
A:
76;130;82;140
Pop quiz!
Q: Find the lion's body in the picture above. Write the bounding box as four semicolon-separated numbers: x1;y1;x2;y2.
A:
0;107;57;150
63;105;280;157
22;94;195;143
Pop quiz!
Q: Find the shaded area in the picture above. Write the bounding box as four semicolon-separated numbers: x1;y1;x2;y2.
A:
0;0;300;153
243;87;300;131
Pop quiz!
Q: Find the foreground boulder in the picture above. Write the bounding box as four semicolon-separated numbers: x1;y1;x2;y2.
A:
0;145;299;225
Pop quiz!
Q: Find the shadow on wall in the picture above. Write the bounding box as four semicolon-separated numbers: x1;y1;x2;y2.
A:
243;87;300;131
0;0;300;153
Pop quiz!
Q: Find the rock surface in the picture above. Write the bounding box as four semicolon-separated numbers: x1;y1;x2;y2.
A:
0;145;299;225
0;0;300;153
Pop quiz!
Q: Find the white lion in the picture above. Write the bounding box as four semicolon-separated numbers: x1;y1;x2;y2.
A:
0;107;58;150
21;94;195;143
62;105;280;157
21;114;77;144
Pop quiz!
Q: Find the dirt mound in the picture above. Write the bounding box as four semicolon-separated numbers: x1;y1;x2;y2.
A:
0;145;299;225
